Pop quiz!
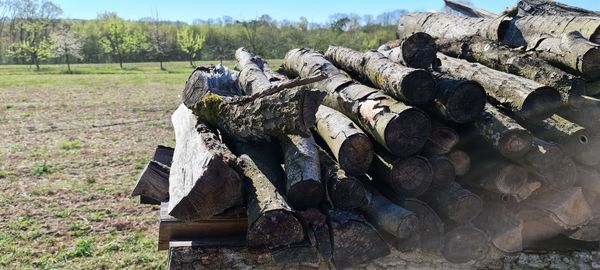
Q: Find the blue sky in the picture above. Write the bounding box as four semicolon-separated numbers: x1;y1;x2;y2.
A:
54;0;600;23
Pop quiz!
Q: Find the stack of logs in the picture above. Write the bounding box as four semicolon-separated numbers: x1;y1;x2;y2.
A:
132;1;600;268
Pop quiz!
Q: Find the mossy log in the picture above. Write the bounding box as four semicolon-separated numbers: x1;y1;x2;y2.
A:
421;122;460;156
359;184;418;240
283;48;431;157
474;103;533;159
376;32;437;69
168;104;244;221
325;45;436;105
436;36;585;104
317;146;368;210
517;0;600;17
420;181;483;223
448;149;471;176
182;65;325;141
437;54;561;120
280;135;324;210
314;105;373;175
369;152;433;197
442;223;490;263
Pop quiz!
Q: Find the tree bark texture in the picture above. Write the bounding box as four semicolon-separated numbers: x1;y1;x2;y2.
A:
318;146;368;211
397;12;504;42
517;0;600;17
182;65;325;141
279;135;324;210
359;185;418;240
283;48;431;157
235;47;274;95
325;46;436;105
438;53;561;120
369;152;433;197
314;105;373;176
420;181;483;223
503;16;600;50
436;36;586;104
168;104;244;221
377;32;437;69
474;103;533;159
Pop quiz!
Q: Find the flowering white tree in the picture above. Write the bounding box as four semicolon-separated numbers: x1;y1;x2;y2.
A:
52;26;83;73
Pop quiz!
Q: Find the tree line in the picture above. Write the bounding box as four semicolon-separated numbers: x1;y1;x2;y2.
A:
0;0;404;71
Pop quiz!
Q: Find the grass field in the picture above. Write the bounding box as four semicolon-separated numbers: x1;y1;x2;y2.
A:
0;60;281;269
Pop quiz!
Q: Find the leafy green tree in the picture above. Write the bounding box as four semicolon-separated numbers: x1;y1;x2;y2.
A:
177;25;205;67
98;13;148;69
6;21;53;71
52;26;83;72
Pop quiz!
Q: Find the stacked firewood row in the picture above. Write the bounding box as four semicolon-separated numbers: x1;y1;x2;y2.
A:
132;1;600;269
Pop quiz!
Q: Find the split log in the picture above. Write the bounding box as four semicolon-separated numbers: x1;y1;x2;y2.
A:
395;198;445;253
369;152;433;197
472;199;523;254
132;161;170;202
437;53;562;120
158;202;247;250
182;65;325;141
436;36;586;104
168;104;244;221
325;46;436;105
314;105;373;175
420;181;483;223
442;223;490;263
280;135;324;210
232;144;305;247
359;184;418;240
428;75;487;123
521;137;577;190
427;155;457;188
517;0;600;17
448;149;470;176
283;48;432;157
474;103;533;159
421;122;460;156
326;209;390;269
522;32;600;80
377;32;437;69
318;146;368;210
444;0;497;18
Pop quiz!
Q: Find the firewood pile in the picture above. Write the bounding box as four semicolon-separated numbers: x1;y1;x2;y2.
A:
132;1;600;269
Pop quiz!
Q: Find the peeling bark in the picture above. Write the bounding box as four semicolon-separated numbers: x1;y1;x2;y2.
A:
517;0;600;17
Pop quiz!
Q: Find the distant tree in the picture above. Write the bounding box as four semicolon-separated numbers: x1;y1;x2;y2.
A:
52;26;83;73
98;13;148;69
6;21;53;71
148;12;168;70
330;17;350;33
177;25;205;67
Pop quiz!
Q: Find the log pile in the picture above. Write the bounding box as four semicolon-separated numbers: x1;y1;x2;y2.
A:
132;1;600;269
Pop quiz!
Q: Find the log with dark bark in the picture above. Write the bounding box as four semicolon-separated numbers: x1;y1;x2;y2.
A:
421;122;460;156
448;149;471;176
377;32;437;69
325;46;436;105
523;32;600;80
428;75;487;123
359;184;418;240
283;48;432;157
503;16;600;50
521;137;577;190
420;181;483;223
152;145;174;167
326;209;391;269
437;54;562;120
442;223;490;263
280;135;324;210
158;202;247;250
168;104;244;221
427;155;457;188
314;105;373;175
471;196;523;254
395;198;445;253
318;146;368;210
227;140;305;248
444;0;498;18
517;0;600;17
182;65;325;141
436;36;586;104
474;103;533;159
369;152;433;197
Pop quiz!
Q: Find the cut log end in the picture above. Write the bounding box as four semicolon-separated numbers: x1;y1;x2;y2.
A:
402;69;437;105
582;47;600;81
442;225;489;263
339;133;374;175
248;209;304;247
451;194;483;222
445;81;486;123
429;156;456;188
401;32;437;69
288;180;325;210
500;129;533;159
496;165;529;197
330;175;368;210
423;124;460;156
521;87;562;119
392;156;433;197
386;108;432;157
448;150;471;176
